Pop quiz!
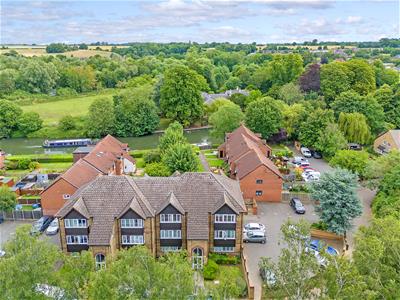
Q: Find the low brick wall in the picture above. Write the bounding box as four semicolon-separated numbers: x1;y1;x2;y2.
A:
281;191;312;203
241;247;255;299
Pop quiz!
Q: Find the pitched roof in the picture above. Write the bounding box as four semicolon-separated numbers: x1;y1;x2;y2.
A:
389;130;400;148
60;159;102;188
56;173;246;243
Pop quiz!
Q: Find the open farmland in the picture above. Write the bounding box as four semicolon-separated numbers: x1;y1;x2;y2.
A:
0;47;112;58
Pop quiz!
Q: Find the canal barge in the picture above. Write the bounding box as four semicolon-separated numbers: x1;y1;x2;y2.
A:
43;139;94;148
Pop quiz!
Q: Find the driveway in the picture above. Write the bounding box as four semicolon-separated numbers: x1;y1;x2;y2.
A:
0;220;60;249
243;202;319;299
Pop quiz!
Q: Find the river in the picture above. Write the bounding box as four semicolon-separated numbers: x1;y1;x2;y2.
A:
0;129;221;155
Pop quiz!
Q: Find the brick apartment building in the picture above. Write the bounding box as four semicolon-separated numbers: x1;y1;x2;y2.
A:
41;135;135;216
56;173;246;268
218;124;283;202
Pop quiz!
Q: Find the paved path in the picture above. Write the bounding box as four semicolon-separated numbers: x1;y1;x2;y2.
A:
199;152;211;172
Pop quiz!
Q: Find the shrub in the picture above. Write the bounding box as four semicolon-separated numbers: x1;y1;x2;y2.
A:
144;162;171;177
28;161;40;171
17;158;31;170
143;150;161;164
209;253;240;265
203;259;219;280
56;87;78;97
4;160;18;170
311;220;329;231
58;115;76;131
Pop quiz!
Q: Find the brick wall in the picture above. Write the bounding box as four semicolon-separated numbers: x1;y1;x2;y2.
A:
41;178;77;216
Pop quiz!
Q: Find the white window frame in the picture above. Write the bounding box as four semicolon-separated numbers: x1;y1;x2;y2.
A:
160;229;181;239
214;230;236;240
95;253;106;270
63;194;70;200
64;219;87;228
121;235;144;245
255;190;263;196
66;235;88;245
213;246;235;253
161;246;181;252
214;214;236;223
160;214;181;223
120;219;144;228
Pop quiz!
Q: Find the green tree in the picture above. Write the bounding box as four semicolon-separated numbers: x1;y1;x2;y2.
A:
310;168;362;235
320;62;351;103
163;143;199;173
331;91;385;134
159;121;187;154
364;150;400;189
353;217;400;297
315;122;348;159
86;97;116;138
59;65;96;93
259;220;322;300
338;112;371;145
58;115;76;131
299;108;334;148
345;59;376;95
209;104;244;139
229;93;247;109
0;69;17;95
160;65;207;126
0;185;17;211
282;103;306;139
18;60;59;93
330;150;369;176
205;98;235;115
225;76;242;90
214;65;231;90
278;82;304;104
113;87;159;137
373;60;399;87
0;99;23;138
375;84;400;127
17;112;43;136
144;162;171;177
245;97;283;139
268;53;304;86
0;225;61;299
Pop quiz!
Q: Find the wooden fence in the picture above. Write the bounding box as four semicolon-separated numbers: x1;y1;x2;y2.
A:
2;209;42;221
241;247;255;299
281;191;312;203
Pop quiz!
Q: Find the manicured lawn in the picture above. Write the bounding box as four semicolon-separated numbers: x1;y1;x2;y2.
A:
204;265;247;296
201;150;225;169
21;90;118;126
38;162;73;172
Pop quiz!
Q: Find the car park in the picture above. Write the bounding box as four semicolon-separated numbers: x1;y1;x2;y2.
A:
302;171;320;182
243;222;266;233
46;218;59;235
292;156;309;165
309;239;339;256
31;216;54;235
300;147;312;158
290;198;306;214
312;151;322;159
243;230;266;244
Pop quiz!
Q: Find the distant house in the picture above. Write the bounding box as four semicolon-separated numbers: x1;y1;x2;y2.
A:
218;125;283;202
41;135;136;216
201;88;249;105
0;176;14;188
56;173;246;268
373;130;400;155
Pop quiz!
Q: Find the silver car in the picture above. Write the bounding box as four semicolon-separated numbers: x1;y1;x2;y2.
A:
243;230;266;244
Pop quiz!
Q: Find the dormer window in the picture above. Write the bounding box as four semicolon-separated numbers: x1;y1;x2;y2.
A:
120;219;143;228
160;214;181;223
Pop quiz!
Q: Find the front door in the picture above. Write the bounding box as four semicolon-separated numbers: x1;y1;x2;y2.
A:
192;247;203;269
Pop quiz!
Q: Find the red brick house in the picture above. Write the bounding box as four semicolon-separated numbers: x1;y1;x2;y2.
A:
218;125;283;202
41;135;135;216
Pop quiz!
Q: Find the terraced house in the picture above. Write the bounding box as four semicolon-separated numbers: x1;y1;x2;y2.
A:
41;135;135;216
56;172;246;268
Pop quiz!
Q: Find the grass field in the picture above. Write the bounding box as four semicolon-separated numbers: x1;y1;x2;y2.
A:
22;90;117;126
0;47;112;58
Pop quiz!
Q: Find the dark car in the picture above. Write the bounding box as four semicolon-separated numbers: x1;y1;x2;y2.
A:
312;151;322;159
30;216;54;235
348;143;362;151
290;198;306;214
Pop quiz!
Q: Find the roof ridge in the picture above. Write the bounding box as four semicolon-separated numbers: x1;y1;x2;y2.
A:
124;176;155;216
210;172;244;209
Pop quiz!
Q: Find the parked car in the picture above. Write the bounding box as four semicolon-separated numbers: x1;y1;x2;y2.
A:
243;230;266;244
312;151;322;159
31;216;54;235
300;147;312;158
290;198;306;214
243;222;266;233
348;143;362;151
302;171;320;182
259;267;276;287
46;218;59;235
309;240;339;256
304;174;320;182
292;157;309;165
32;203;41;209
0;249;5;258
298;162;311;168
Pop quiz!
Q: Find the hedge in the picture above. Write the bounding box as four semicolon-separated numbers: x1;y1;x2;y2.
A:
203;259;219;280
209;253;240;265
7;154;73;163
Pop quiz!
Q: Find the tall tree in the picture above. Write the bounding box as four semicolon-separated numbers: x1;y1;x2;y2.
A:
209;104;244;139
245;97;283;139
268;53;304;86
160;65;207;126
113;87;159;137
0;185;17;212
330;150;369;176
278;82;304;105
364;150;400;189
298;63;320;93
18;60;59;93
320;62;351;104
0;99;23;138
86;97;116;138
17;112;43;136
0;69;17;95
163;143;199;173
299;108;334;148
315;122;347;159
310;168;362;235
158;121;187;154
375;84;400;128
345;59;376;96
282;103;306;139
338;112;371;145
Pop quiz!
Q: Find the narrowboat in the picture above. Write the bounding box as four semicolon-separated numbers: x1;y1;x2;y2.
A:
42;139;93;148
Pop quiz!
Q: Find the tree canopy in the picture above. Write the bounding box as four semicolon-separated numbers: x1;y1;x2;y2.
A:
209;103;244;139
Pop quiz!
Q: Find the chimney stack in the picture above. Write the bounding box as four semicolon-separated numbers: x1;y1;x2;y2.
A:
115;153;123;175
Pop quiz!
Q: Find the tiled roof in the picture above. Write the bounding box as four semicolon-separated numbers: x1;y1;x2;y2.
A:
60;159;102;188
224;124;281;179
56;173;246;244
389;130;400;148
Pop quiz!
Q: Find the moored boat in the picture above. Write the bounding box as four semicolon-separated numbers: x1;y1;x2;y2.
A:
42;139;93;148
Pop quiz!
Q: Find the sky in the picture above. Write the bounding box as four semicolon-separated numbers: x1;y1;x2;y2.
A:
1;0;399;44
